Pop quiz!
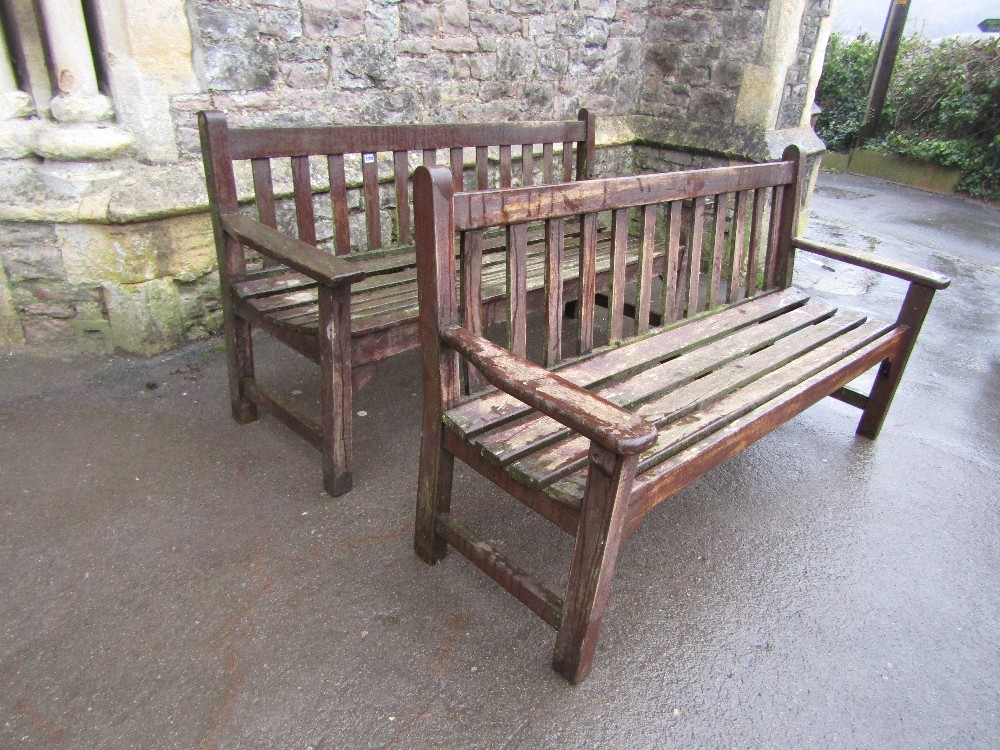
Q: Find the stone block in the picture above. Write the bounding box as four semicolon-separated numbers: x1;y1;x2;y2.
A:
342;40;398;85
49;93;115;123
537;49;569;79
158;214;216;282
0;245;66;282
31;122;135;161
471;12;521;35
0;261;25;347
397;40;433;55
302;0;339;36
281;59;331;88
22;318;74;344
58;215;215;287
400;3;438;35
578;0;617;19
366;3;401;41
259;8;303;40
200;42;277;91
441;0;471;31
583;18;611;47
0;91;36;120
102;278;185;356
192;3;259;41
432;37;479;53
0;119;38;159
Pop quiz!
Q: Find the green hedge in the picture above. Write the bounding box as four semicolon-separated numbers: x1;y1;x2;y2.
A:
815;33;1000;200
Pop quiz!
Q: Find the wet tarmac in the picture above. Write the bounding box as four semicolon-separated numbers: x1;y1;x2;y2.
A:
1;172;998;748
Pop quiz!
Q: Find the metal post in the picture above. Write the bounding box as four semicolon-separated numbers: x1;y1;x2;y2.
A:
856;0;911;146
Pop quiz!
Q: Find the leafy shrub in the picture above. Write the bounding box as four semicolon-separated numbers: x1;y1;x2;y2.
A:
815;33;1000;199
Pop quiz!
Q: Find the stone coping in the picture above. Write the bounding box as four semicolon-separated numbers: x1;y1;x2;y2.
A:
0;116;825;226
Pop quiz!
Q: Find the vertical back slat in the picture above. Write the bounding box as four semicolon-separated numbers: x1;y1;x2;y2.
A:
561;142;573;182
635;204;656;334
476;146;489;189
327;154;351;255
709;192;730;308
423;148;437;167
461;229;486;391
543;142;554;184
291;155;316;246
506;222;528;357
746;188;766;297
251;158;278;268
251;158;277;228
686;196;706;316
393;150;411;246
662;201;683;323
577;212;598;354
608;208;629;344
521;144;534;186
729;189;752;302
361;152;382;250
450;147;464;194
543;217;565;366
576;108;595;180
763;185;785;289
499;145;512;187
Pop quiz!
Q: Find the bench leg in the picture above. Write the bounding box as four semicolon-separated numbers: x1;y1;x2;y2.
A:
225;310;257;424
319;285;353;496
553;445;637;684
857;284;935;439
414;429;454;565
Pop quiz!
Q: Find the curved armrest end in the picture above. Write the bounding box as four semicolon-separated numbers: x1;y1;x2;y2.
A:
442;325;658;456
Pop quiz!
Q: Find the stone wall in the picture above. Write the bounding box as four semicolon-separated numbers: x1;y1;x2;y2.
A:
170;0;650;157
0;0;833;354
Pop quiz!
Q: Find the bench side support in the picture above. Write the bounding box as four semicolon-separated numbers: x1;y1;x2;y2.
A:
199;111;257;425
553;444;638;684
857;282;936;439
318;283;354;495
414;166;461;562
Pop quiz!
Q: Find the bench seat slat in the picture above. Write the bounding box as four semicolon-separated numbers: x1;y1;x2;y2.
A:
544;325;905;515
506;310;881;488
537;315;897;506
474;302;838;465
446;288;809;438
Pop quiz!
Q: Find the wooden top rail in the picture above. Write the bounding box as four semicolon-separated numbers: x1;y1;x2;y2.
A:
453;160;797;231
227;119;589;161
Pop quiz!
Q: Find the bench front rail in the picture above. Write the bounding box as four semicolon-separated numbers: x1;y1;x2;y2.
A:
412;153;949;683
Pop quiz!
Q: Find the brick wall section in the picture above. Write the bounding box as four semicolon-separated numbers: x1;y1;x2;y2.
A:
173;0;651;158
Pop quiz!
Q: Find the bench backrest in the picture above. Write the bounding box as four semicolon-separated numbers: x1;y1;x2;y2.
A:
199;110;596;271
414;146;805;378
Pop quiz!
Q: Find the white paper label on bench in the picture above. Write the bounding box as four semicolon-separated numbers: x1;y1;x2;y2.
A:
363;153;376;164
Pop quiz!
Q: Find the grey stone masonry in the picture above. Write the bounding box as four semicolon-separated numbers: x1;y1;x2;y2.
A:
176;0;652;156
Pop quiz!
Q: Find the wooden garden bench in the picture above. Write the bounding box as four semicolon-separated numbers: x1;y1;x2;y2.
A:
200;110;621;495
411;148;950;684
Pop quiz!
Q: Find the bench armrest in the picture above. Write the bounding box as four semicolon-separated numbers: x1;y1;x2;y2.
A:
441;325;658;456
222;213;366;286
793;237;951;290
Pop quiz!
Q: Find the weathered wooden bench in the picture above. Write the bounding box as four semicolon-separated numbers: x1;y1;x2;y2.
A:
199;110;626;495
411;148;950;684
